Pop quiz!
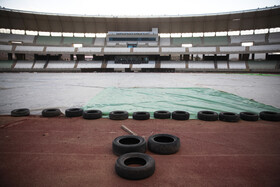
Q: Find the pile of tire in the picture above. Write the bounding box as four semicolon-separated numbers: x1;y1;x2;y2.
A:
112;133;180;180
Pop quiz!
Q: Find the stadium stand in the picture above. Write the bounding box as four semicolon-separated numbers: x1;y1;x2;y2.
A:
0;60;13;69
46;47;75;53
0;44;12;51
104;48;130;53
36;36;62;45
106;60;130;68
160;37;171;46
189;47;216;53
188;61;215;69
160;61;186;69
217;61;228;69
77;61;102;68
14;60;33;69
230;34;266;44
229;61;246;69
0;33;35;44
268;33;280;43
133;47;159;53
94;38;105;46
161;47;186;53
132;61;155;69
47;61;75;69
248;61;278;69
250;44;280;52
220;46;246;53
33;60;46;69
77;47;102;53
172;37;202;46
63;37;93;45
15;46;44;52
204;36;228;46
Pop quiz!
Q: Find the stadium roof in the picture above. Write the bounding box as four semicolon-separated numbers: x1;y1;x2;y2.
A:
0;6;279;33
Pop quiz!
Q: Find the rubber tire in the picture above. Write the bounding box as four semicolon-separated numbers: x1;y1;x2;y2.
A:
109;111;129;120
112;135;146;156
154;111;171;119
83;110;102;120
172;111;189;120
197;111;218;121
133;112;150;120
115;152;155;180
148;134;180;155
11;108;30;117
260;111;280;121
240;112;259;121
65;108;83;117
42;108;61;117
219;112;240;122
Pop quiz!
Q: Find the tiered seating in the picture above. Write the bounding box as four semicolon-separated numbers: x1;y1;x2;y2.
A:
0;33;35;43
106;61;130;68
220;46;245;52
77;47;102;53
104;48;130;53
47;61;75;68
0;60;13;69
133;47;159;53
204;36;228;46
160;38;171;46
132;61;155;69
268;33;280;43
172;37;202;45
160;61;186;69
229;62;246;69
46;47;75;52
249;45;280;52
188;61;215;69
63;37;93;45
0;44;12;51
14;60;33;69
77;61;102;68
33;61;46;69
94;38;105;46
230;34;265;44
15;46;44;52
161;47;186;53
189;47;216;53
217;61;228;69
248;61;277;69
36;36;62;45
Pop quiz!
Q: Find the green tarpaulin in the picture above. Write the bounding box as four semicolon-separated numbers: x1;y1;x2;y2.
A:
83;87;280;119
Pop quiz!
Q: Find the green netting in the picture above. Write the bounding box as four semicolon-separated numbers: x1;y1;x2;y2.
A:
83;87;280;119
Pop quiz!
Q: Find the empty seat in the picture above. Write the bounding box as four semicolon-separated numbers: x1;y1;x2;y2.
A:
204;36;228;46
15;46;44;52
77;61;102;68
248;61;277;69
160;61;186;69
47;61;75;69
229;62;246;69
161;47;186;53
188;61;215;69
0;60;13;69
104;48;130;53
46;47;75;52
0;33;35;44
133;47;159;53
14;60;33;69
77;47;102;53
36;36;62;45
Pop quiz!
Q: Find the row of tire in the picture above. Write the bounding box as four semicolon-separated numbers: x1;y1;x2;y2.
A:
113;134;180;180
11;108;280;121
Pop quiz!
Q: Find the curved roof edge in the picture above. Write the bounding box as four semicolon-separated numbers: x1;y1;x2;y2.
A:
0;5;279;18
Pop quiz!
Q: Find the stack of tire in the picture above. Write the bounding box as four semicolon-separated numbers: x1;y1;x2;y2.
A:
112;133;180;180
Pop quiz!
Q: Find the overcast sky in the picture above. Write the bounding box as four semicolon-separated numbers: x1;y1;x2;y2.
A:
0;0;279;16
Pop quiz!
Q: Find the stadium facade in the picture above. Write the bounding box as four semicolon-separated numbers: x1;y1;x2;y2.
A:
0;6;279;72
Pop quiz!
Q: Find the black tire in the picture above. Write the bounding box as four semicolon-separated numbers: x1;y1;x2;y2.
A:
115;152;155;180
259;111;280;121
65;108;83;117
109;111;128;120
240;112;259;121
154;111;171;119
11;108;30;117
133;112;150;120
148;134;180;155
42;108;61;117
219;112;240;122
172;111;189;120
113;135;146;156
83;110;102;120
197;111;218;121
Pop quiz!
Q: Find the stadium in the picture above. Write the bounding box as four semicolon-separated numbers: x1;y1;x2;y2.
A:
0;1;280;186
